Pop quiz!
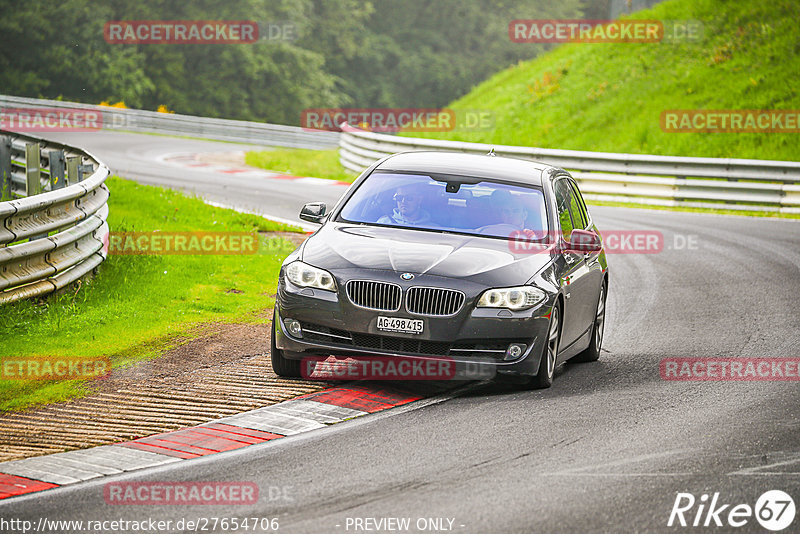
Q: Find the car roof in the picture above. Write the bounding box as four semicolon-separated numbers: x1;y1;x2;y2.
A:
374;151;554;186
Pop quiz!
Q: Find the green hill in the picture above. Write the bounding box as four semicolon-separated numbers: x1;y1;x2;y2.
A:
410;0;800;161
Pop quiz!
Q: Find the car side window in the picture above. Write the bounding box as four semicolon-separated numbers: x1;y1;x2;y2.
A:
567;180;588;229
554;179;574;241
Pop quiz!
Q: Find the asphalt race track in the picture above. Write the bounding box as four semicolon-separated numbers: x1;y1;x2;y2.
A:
4;131;799;533
42;131;347;229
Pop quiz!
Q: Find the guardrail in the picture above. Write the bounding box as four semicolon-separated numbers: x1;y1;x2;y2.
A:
339;124;800;213
0;130;110;304
0;94;339;150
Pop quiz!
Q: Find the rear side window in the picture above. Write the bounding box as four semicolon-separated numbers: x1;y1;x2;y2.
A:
567;180;588;229
554;179;574;241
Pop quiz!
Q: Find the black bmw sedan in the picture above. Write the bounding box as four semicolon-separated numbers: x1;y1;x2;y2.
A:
272;151;608;388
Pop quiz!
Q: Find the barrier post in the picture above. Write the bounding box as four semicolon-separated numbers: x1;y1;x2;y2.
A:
0;136;10;200
25;142;41;196
48;149;66;190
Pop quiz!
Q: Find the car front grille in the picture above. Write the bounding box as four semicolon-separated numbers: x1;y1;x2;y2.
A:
298;321;450;356
406;287;465;316
346;280;402;311
350;333;451;356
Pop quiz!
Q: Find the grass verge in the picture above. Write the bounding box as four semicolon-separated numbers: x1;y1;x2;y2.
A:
0;176;302;411
245;148;358;182
406;0;800;162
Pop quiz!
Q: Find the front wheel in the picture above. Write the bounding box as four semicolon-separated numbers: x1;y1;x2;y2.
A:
270;311;303;377
572;282;606;363
526;304;560;389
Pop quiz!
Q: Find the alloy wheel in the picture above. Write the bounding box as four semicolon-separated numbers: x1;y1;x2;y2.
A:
595;285;606;352
546;306;560;378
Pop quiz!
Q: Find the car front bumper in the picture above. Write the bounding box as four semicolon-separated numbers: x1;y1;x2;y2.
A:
274;271;554;378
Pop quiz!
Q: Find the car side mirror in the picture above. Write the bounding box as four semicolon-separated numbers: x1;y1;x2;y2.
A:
299;202;327;224
567;229;601;253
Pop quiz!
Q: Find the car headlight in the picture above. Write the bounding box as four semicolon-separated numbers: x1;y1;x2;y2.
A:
285;261;337;291
477;286;546;311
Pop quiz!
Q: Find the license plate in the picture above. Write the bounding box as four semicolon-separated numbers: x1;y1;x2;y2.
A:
376;316;424;335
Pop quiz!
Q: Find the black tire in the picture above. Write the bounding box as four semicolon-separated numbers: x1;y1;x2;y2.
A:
526;303;561;389
572;282;606;363
270;311;303;378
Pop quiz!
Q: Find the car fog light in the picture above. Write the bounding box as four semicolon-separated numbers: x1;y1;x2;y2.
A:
284;318;303;338
505;343;526;360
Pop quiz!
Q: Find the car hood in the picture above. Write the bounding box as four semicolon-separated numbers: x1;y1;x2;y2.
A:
301;223;554;286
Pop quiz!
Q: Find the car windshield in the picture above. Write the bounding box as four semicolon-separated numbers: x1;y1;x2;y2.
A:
338;171;548;240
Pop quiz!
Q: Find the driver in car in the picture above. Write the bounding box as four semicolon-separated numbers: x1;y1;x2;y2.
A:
377;186;432;226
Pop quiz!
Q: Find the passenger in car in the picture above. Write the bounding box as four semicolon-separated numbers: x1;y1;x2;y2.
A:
477;189;543;239
477;189;530;235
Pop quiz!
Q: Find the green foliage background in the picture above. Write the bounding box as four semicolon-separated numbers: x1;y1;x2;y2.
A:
0;0;585;124
409;0;800;161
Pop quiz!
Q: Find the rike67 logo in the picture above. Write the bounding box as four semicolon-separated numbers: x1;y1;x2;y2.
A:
669;490;795;531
